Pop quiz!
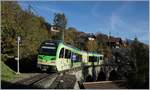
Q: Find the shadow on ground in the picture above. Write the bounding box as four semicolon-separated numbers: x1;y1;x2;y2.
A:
4;55;42;73
1;80;40;89
97;68;106;81
109;70;119;81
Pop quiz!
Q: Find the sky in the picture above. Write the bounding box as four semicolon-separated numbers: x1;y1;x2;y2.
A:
18;1;149;44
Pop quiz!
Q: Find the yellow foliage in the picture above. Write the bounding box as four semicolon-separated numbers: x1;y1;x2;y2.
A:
85;40;98;52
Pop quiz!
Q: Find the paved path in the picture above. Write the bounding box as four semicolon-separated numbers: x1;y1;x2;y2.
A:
83;80;126;89
49;74;76;89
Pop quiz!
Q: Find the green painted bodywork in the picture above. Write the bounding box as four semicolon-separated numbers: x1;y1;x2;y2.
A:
37;55;56;66
38;55;56;62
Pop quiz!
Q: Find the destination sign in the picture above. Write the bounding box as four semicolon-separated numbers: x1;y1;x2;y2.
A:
41;46;56;49
45;43;55;45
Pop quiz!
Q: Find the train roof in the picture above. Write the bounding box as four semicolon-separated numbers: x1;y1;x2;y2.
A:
41;40;103;56
59;42;103;56
88;52;103;57
42;40;61;45
59;42;81;52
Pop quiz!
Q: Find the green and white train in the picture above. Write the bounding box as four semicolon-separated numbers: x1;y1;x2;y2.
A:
37;40;103;72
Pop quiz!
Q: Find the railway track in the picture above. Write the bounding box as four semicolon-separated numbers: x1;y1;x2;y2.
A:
13;66;86;89
15;73;59;88
13;66;94;89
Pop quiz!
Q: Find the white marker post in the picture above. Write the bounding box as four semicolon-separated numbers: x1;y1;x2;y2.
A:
16;36;20;75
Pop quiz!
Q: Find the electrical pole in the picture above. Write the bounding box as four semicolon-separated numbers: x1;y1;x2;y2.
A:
16;36;20;75
108;31;110;47
62;28;64;42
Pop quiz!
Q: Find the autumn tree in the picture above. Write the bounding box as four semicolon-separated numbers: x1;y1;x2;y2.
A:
1;1;22;56
1;1;51;59
85;40;98;52
53;13;67;41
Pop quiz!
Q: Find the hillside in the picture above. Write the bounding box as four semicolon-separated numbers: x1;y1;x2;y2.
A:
1;61;16;81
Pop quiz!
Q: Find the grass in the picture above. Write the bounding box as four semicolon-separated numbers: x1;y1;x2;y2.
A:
1;59;38;82
1;61;17;81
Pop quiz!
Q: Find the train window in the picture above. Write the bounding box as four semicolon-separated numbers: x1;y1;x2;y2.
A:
39;46;57;56
99;57;100;61
97;57;100;64
97;57;99;61
100;56;103;60
77;54;82;62
78;54;82;61
70;52;82;62
89;56;97;62
59;48;64;58
65;49;71;59
76;54;79;62
96;57;98;62
71;53;77;62
89;56;92;62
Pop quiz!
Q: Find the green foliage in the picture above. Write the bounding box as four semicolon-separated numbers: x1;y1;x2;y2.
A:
1;61;16;81
64;27;77;45
102;45;111;59
1;1;51;59
1;1;21;56
1;54;8;62
53;13;67;41
85;40;98;52
53;13;67;29
128;37;149;88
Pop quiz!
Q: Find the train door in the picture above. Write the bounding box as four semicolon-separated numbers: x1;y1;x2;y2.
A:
71;52;77;68
64;49;71;69
58;48;65;71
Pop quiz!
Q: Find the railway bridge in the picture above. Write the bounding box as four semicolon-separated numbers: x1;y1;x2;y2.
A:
55;63;120;89
71;64;118;82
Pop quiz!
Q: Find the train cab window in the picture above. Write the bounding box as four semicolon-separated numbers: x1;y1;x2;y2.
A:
59;48;64;58
65;49;71;59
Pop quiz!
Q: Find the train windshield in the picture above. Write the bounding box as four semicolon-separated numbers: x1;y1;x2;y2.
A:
38;42;58;56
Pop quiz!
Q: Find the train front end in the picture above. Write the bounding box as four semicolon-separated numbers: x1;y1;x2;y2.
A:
37;41;59;72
